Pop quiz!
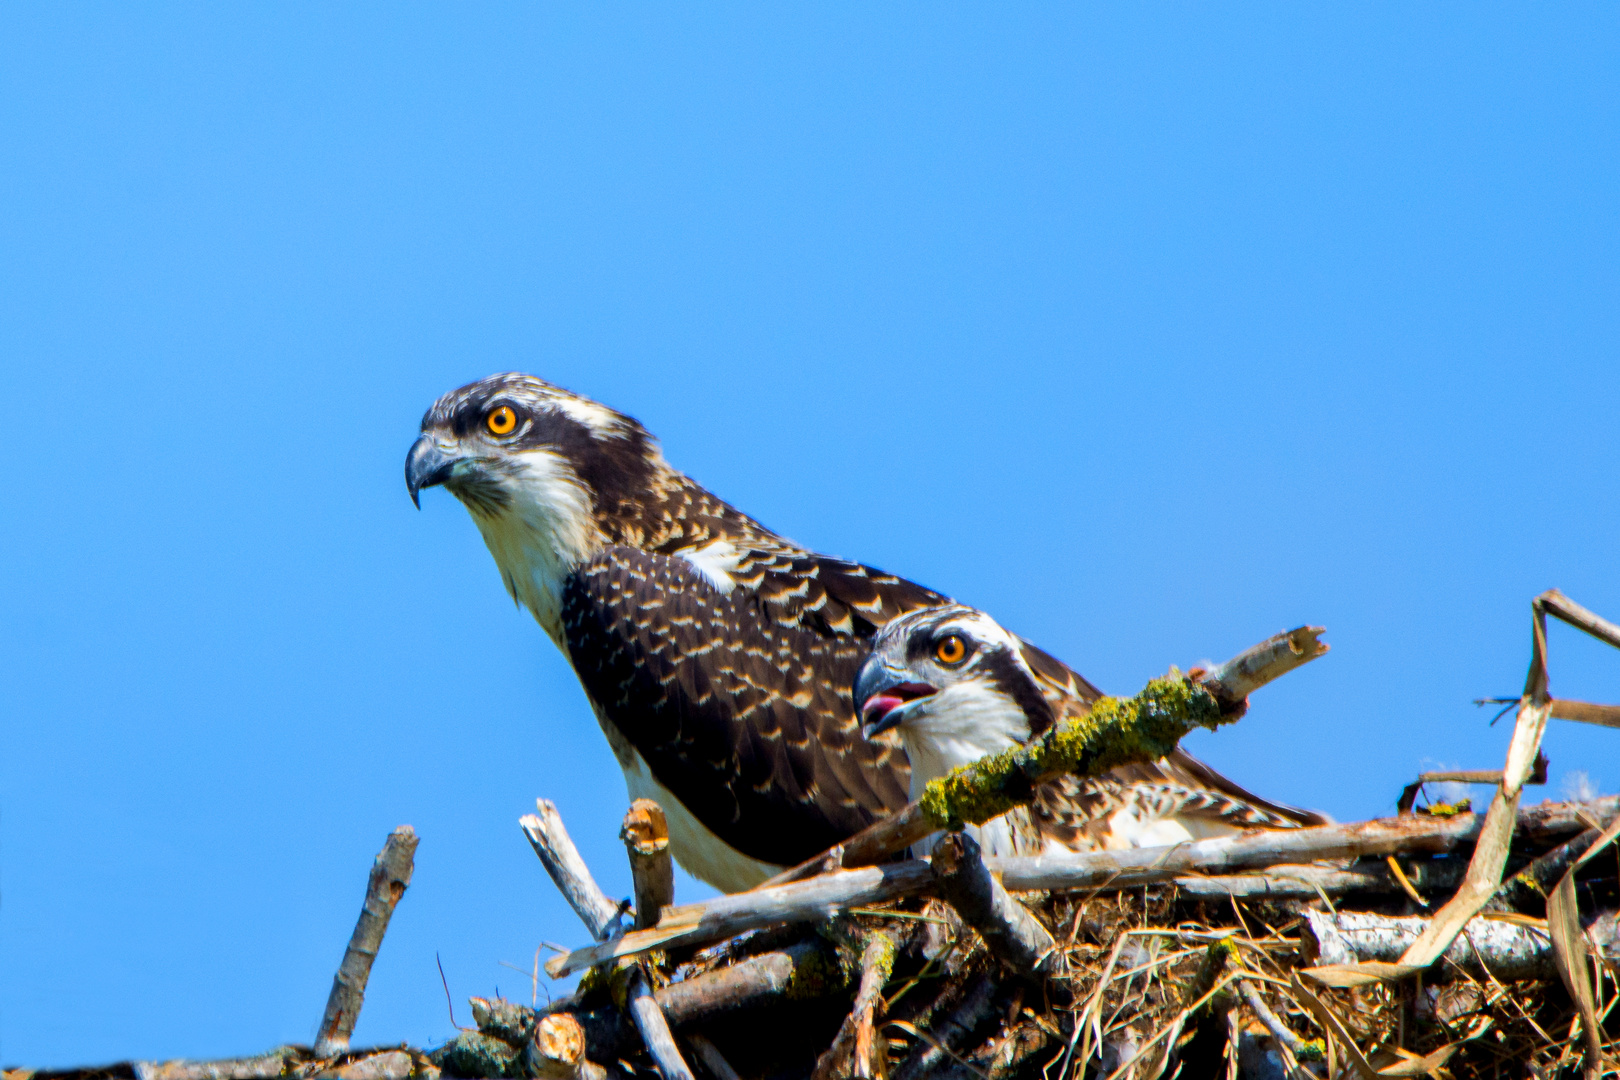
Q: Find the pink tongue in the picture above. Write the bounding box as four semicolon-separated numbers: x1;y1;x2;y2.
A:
865;694;906;720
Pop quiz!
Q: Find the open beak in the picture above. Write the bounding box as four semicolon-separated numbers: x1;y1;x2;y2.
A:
854;657;937;739
405;436;460;509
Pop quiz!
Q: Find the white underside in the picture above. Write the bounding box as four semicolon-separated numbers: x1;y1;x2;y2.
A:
597;712;784;893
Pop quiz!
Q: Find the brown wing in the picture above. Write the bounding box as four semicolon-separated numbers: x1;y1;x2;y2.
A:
560;546;913;866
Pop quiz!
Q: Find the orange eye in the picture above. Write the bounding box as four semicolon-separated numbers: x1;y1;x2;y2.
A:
934;635;967;666
486;406;517;435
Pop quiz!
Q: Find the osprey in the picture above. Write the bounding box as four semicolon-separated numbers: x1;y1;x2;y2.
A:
855;604;1328;857
406;373;1106;890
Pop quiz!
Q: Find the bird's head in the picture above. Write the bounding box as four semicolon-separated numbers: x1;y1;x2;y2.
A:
854;605;1056;754
407;374;669;631
406;373;660;522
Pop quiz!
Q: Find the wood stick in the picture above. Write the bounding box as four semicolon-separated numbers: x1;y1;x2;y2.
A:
1537;588;1620;651
527;1014;608;1080
622;800;675;931
811;930;898;1080
626;966;697;1080
312;826;419;1058
930;832;1059;977
1168;860;1467;900
1197;626;1329;709
135;1049;301;1080
549;862;932;977
1302;909;1554;982
1551;698;1620;729
890;975;1004;1080
1236;980;1317;1063
759;628;1329;890
522;799;625;942
547;939;848;1061
685;1035;742;1080
549;799;1619;974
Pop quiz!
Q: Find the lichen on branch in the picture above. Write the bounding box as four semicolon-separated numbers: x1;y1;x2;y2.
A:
917;671;1231;829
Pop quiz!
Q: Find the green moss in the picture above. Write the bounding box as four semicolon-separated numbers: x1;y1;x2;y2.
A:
1422;800;1472;817
783;939;855;1001
919;673;1228;828
1296;1038;1326;1062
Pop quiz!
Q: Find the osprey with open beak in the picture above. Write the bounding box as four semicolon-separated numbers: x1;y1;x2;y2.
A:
855;604;1329;857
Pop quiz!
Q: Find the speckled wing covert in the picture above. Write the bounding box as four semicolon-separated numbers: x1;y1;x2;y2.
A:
1032;747;1330;851
560;545;943;866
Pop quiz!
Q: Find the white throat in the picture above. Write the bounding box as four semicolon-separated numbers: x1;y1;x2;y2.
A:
464;451;601;644
899;681;1034;859
898;681;1034;797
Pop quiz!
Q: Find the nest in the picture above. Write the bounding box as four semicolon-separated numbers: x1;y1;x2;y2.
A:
10;591;1620;1080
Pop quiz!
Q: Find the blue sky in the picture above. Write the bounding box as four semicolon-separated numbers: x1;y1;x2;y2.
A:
2;4;1617;1067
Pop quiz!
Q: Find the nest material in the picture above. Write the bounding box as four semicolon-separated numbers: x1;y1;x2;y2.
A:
427;838;1619;1080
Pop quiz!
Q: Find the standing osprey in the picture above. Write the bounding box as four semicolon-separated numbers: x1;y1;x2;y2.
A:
855;604;1328;857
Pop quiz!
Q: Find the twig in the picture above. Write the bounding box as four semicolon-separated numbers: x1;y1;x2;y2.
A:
313;826;419;1058
523;800;625;942
627;966;697;1080
931;832;1060;978
437;953;468;1033
1236;979;1315;1062
758;628;1329;889
622;800;675;931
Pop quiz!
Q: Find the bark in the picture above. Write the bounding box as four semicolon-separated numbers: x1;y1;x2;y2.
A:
522;800;625;942
1302;909;1553;981
622;800;676;931
313;826;419;1058
930;832;1059;978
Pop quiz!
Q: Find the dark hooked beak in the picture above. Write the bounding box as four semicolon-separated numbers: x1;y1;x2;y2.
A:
854;657;937;740
405;436;460;509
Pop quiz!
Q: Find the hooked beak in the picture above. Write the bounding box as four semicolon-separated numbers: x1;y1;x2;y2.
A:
405;436;460;509
854;657;937;739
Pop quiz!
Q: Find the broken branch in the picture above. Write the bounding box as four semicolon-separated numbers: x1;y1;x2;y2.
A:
622;800;675;931
523;799;625;942
312;826;418;1059
930;831;1059;978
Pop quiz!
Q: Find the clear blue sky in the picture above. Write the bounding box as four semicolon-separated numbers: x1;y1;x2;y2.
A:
3;4;1616;1067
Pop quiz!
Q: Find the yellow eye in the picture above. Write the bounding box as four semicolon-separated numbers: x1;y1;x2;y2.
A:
486;406;517;436
934;635;967;666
